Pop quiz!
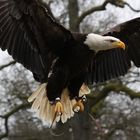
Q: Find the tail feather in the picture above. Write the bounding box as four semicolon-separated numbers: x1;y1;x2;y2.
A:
28;83;90;127
28;83;47;102
61;90;71;123
44;101;52;127
69;101;75;118
61;112;67;123
31;88;46;111
66;99;74;119
79;84;91;97
55;115;61;122
49;105;56;127
61;89;74;122
41;97;48;120
44;101;51;122
38;96;47;119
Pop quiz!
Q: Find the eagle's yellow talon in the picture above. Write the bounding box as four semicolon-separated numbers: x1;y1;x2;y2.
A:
54;101;64;115
73;99;84;112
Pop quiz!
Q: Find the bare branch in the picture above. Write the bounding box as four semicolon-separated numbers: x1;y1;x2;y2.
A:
124;2;140;12
76;0;140;30
0;61;16;71
0;118;9;139
76;1;109;27
0;102;30;139
89;82;140;114
1;102;30;118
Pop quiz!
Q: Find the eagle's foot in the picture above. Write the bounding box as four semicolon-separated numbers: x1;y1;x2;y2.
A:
54;99;64;115
73;95;87;112
73;99;84;112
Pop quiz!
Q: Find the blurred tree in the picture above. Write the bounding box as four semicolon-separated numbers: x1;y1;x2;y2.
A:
0;0;140;140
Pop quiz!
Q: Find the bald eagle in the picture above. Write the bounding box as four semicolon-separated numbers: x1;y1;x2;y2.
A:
0;0;140;127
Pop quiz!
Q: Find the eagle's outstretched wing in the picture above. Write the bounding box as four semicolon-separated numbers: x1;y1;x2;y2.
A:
86;18;140;83
0;0;73;82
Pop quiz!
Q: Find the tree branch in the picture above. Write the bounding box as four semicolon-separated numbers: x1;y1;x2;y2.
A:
76;0;140;29
0;61;16;71
1;102;30;118
76;1;109;27
0;102;30;139
124;2;140;12
0;118;9;139
89;82;140;114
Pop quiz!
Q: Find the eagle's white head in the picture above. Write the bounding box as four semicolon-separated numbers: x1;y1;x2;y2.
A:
84;33;125;52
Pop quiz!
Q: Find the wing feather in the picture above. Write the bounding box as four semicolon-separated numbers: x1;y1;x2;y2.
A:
0;0;74;83
88;48;131;83
0;0;46;82
115;49;122;76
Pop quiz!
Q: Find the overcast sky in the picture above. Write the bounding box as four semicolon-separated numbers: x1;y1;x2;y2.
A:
0;0;140;65
107;0;140;22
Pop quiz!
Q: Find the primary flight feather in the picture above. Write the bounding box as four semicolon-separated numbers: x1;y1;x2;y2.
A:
0;0;140;127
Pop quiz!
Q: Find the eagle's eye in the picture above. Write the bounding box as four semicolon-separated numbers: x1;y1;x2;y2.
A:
109;40;116;43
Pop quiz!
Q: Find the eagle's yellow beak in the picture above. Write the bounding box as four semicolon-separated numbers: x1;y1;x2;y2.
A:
112;41;126;50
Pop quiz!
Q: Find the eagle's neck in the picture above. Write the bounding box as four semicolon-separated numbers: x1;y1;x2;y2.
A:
84;33;104;52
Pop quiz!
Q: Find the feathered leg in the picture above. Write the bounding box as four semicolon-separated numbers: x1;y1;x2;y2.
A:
68;73;88;112
73;83;91;112
46;65;68;117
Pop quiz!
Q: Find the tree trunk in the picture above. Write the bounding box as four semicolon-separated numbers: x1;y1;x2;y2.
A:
69;103;91;140
68;0;79;32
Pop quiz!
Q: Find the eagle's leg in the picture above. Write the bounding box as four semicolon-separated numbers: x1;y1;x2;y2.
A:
68;73;87;112
72;90;88;112
47;65;68;115
73;83;90;112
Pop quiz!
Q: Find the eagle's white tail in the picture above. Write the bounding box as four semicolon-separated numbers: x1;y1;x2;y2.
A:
28;83;90;127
